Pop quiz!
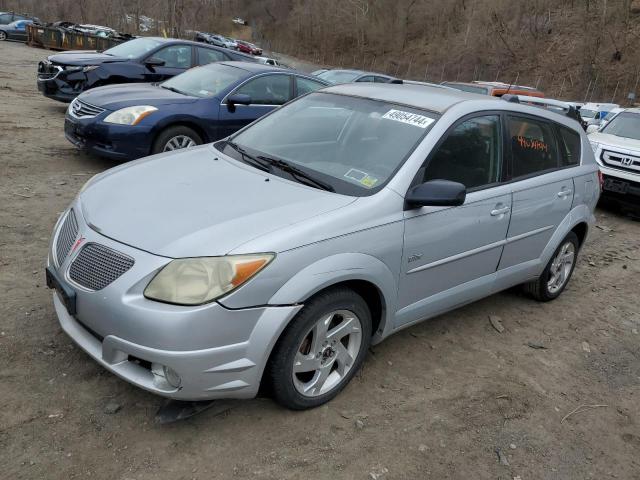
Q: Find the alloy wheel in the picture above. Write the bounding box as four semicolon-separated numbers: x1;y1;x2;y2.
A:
547;241;575;294
0;32;7;41
163;135;196;152
292;309;363;397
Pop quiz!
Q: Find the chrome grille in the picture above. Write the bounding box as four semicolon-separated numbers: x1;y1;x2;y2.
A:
601;150;640;174
55;209;79;267
69;243;134;291
70;98;105;118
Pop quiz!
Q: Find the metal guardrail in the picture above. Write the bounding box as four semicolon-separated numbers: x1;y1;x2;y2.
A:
26;24;128;51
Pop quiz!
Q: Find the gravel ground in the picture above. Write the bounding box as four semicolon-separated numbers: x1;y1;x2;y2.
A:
1;40;639;480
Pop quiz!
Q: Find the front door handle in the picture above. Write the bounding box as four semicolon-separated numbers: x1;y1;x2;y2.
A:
490;206;510;216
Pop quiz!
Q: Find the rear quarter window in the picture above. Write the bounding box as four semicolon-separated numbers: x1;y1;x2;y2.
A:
558;126;581;166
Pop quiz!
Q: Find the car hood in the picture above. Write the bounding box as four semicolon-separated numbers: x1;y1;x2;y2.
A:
79;145;355;258
48;51;127;66
589;132;640;152
78;83;199;110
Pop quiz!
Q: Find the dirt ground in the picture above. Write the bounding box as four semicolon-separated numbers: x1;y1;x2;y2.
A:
1;40;639;480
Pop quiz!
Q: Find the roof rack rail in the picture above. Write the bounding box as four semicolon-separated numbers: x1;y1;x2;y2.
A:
501;94;520;103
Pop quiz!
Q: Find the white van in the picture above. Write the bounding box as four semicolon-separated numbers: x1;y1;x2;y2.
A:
580;102;620;127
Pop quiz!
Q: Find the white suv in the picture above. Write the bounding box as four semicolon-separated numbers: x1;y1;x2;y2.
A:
588;108;640;205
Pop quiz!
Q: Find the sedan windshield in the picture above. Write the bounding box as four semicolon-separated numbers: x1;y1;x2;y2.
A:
600;112;640;140
104;38;163;59
225;92;439;195
316;70;362;84
161;64;247;98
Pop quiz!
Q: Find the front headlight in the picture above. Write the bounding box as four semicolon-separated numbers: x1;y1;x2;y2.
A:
104;105;157;125
144;254;274;305
590;142;600;154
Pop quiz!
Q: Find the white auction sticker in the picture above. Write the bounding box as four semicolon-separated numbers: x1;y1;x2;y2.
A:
382;109;434;129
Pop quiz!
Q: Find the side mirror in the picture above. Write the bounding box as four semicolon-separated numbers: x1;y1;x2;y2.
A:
586;124;599;134
226;93;251;112
405;180;466;208
144;57;165;68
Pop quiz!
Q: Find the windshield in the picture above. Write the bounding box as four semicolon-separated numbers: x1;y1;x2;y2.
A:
223;92;439;195
104;38;163;59
316;70;362;84
580;109;596;119
161;64;247;98
600;112;640;140
443;82;489;95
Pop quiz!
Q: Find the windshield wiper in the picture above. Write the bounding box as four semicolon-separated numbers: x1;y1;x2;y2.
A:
256;155;335;192
225;141;270;172
161;85;187;96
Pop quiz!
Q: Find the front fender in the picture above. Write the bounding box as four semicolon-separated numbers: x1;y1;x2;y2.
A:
268;252;398;342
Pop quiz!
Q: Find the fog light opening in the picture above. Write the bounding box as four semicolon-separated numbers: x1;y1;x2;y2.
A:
151;362;182;389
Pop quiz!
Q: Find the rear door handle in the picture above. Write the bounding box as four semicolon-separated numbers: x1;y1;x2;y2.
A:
557;189;573;198
490;206;510;216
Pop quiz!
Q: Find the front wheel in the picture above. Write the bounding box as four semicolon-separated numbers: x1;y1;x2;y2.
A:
267;287;372;410
0;31;7;41
151;125;202;155
523;231;579;301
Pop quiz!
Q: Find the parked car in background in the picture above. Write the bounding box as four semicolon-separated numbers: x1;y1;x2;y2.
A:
255;56;290;68
443;81;544;98
236;40;262;55
0;19;33;41
194;31;226;47
580;102;619;128
232;17;247;25
588;108;640;206
599;106;625;129
48;83;597;409
63;61;329;160
314;69;396;84
0;11;39;25
220;36;238;49
37;37;257;102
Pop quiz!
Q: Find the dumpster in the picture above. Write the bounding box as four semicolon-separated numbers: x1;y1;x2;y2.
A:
27;23;132;51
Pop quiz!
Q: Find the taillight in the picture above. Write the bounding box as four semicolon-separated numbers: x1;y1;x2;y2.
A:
597;169;604;191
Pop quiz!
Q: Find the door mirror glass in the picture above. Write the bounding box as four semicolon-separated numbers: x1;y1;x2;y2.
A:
226;93;252;111
406;180;466;208
144;57;165;67
586;124;599;134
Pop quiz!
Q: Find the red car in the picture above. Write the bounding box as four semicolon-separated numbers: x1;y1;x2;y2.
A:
236;40;262;55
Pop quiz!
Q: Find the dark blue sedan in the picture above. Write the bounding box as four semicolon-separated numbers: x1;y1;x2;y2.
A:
0;20;33;42
64;62;329;160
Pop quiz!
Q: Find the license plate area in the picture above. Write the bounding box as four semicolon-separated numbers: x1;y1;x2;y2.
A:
46;266;77;315
603;178;629;194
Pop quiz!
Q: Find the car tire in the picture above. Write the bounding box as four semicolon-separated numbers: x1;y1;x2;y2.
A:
0;31;7;41
523;231;579;302
267;287;372;410
152;126;202;154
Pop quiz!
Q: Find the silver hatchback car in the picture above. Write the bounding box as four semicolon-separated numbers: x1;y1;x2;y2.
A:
47;84;599;409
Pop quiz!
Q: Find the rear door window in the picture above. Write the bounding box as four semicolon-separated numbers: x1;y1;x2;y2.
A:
422;114;503;190
152;45;192;69
234;74;292;105
295;76;326;96
196;47;228;66
558;126;581;166
508;116;560;178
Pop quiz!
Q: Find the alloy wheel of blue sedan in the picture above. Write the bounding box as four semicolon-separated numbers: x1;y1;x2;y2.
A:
163;135;197;152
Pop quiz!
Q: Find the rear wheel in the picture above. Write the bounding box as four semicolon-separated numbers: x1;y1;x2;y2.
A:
0;31;7;41
523;232;579;301
151;126;202;155
268;287;372;410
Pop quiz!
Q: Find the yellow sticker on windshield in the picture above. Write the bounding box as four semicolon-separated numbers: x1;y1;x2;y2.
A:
360;176;378;187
